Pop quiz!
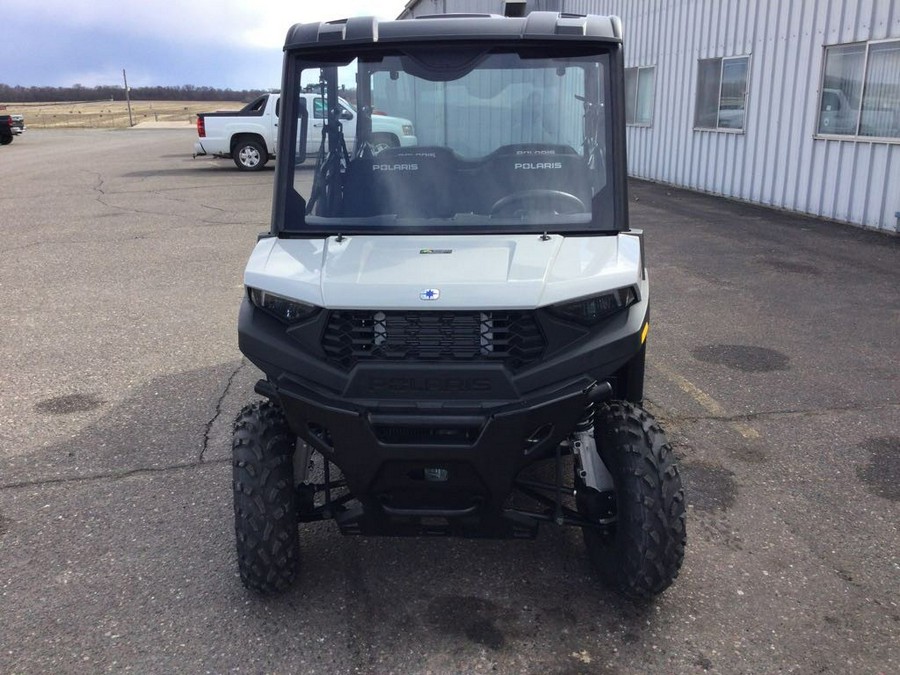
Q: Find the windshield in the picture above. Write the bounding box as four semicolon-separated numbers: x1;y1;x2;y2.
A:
280;45;617;234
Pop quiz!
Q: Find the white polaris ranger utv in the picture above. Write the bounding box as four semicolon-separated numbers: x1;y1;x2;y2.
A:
233;10;685;600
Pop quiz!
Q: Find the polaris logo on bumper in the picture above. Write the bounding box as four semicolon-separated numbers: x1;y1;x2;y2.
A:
368;376;492;394
345;368;517;400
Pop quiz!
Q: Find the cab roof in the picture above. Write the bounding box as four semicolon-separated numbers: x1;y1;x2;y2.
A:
284;12;622;51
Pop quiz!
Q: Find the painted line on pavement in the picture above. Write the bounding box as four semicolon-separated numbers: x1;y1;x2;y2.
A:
653;363;760;439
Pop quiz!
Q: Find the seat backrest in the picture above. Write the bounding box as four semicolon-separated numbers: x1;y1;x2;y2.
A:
368;147;457;218
472;145;591;215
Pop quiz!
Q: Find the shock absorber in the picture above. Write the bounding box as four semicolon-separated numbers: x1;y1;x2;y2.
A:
575;401;595;433
573;388;614;493
555;402;598;526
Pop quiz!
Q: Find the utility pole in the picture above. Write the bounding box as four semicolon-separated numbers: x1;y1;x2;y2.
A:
123;69;134;127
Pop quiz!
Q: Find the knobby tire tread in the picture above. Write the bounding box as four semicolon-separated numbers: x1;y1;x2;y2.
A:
232;401;299;594
585;401;686;600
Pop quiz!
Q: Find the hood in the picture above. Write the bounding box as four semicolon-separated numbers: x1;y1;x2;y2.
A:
244;233;642;310
374;112;414;127
341;96;412;128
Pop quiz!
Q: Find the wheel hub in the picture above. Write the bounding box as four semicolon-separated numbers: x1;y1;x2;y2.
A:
240;146;260;167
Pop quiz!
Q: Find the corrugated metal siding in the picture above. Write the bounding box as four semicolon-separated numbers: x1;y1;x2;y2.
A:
377;68;585;155
401;0;900;232
404;0;498;17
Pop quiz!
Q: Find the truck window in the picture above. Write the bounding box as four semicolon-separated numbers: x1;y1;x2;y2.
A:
241;95;268;115
821;91;841;112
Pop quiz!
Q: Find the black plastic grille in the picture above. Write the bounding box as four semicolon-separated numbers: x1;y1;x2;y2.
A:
322;310;545;370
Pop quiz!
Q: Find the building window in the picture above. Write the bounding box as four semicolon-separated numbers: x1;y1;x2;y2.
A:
818;40;900;140
625;66;655;125
694;56;749;131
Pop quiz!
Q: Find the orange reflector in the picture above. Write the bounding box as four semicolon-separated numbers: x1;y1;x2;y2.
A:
640;322;649;344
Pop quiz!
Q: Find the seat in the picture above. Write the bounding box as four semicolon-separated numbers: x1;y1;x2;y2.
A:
472;145;592;216
344;146;457;219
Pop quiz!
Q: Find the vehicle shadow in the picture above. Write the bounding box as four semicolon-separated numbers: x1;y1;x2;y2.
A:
4;361;669;672
122;165;276;179
251;524;661;671
6;361;247;485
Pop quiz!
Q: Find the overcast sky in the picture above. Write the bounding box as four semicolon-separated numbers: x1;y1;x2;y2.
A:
1;1;409;90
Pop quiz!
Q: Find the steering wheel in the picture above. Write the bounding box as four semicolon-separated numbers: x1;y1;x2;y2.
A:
490;189;586;217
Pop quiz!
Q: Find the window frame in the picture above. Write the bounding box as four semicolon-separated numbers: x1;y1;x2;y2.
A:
625;65;655;127
815;38;900;144
693;54;751;133
276;45;626;236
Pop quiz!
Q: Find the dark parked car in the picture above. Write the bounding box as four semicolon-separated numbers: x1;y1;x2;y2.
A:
0;114;25;145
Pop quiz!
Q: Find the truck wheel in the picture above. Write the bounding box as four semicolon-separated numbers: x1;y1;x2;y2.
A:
370;133;399;155
232;400;300;594
582;401;685;600
0;136;12;146
232;139;267;171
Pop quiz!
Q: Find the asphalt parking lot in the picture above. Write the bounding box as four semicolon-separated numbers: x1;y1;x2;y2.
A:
1;129;897;673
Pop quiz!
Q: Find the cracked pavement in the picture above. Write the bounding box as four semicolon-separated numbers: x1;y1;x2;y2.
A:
1;129;898;673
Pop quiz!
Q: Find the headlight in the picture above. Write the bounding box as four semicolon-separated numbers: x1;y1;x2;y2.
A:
248;287;319;324
547;286;638;325
402;124;414;136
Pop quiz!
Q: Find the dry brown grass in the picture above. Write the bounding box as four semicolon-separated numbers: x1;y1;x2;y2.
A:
3;100;245;129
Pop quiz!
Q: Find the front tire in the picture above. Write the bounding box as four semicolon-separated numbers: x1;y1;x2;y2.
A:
582;401;686;600
232;401;299;594
232;138;267;171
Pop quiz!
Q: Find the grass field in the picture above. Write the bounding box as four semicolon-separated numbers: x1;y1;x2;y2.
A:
2;100;245;129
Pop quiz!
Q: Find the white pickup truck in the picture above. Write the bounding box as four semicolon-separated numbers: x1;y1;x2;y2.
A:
193;92;417;171
818;87;900;138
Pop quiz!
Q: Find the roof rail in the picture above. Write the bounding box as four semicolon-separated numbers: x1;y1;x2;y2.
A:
415;14;497;19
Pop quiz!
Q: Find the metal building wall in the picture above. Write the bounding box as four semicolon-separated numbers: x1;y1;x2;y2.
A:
399;0;900;232
400;0;499;17
575;0;900;233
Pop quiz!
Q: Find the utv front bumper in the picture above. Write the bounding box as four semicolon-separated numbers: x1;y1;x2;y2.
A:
238;294;648;536
267;371;593;537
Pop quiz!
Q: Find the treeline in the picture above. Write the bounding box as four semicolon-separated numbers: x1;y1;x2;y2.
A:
0;84;272;103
